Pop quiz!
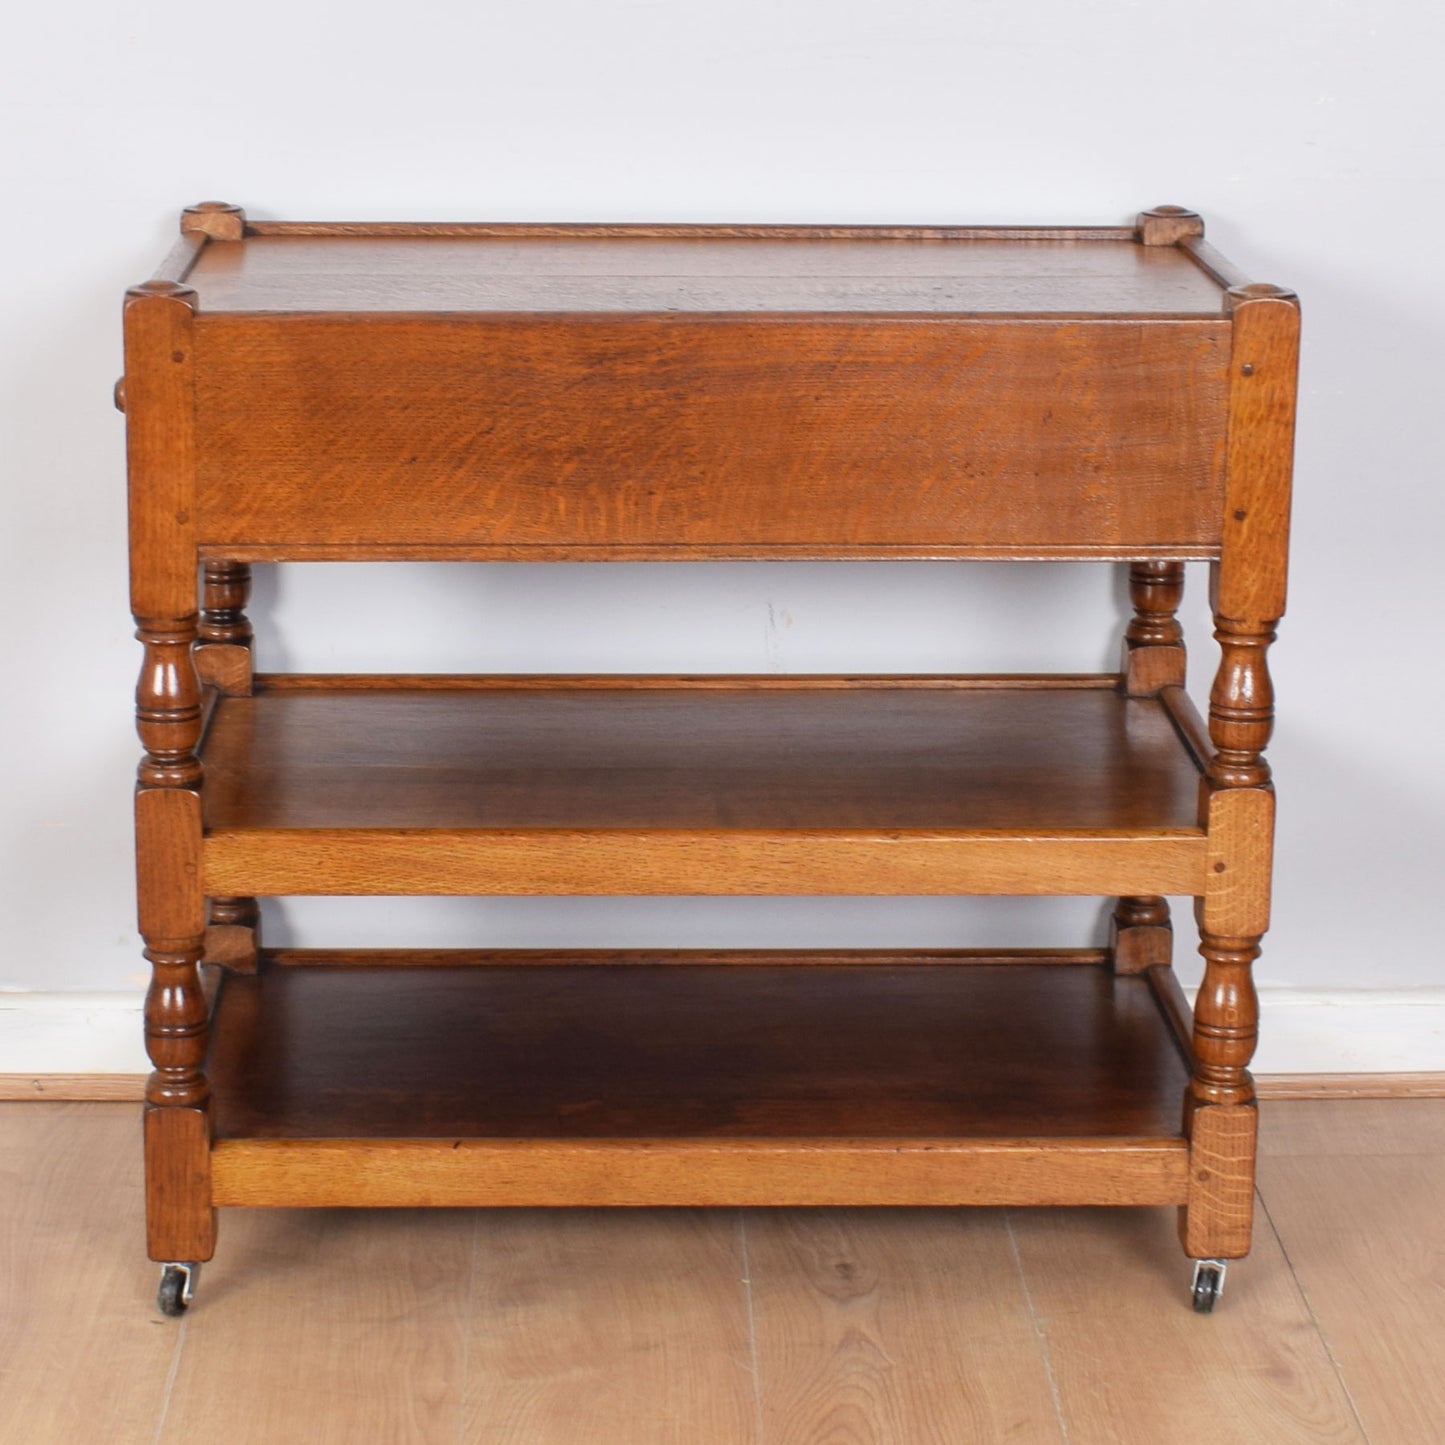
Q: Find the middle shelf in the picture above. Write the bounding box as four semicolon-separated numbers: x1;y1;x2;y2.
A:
198;674;1210;898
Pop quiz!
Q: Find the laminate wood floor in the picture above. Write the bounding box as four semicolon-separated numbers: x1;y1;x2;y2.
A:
1;1101;1440;1444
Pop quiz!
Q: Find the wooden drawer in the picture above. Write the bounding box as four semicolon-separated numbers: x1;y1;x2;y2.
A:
194;313;1229;556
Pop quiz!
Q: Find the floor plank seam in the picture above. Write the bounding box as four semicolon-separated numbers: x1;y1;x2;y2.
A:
1255;1188;1376;1445
151;1312;187;1445
738;1211;767;1445
455;1210;481;1445
1004;1210;1071;1445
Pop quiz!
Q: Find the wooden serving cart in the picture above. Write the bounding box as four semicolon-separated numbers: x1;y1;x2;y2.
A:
120;203;1297;1315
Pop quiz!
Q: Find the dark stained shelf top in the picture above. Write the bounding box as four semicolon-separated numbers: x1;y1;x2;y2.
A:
199;681;1205;835
209;960;1191;1142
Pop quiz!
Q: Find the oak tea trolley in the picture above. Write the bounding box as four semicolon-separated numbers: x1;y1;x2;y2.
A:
120;202;1298;1317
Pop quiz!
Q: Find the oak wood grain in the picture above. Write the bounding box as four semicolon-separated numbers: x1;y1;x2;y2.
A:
211;1138;1189;1210
1180;1102;1258;1258
1200;784;1276;937
123;281;198;620
202;828;1207;899
193;315;1230;555
1215;285;1301;627
144;1104;214;1261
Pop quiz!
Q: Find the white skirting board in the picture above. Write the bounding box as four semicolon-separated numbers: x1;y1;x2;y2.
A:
2;987;1444;1078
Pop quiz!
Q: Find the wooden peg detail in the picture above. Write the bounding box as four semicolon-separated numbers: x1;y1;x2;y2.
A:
181;201;246;241
1121;560;1186;695
1110;895;1173;974
1137;206;1204;246
196;562;254;695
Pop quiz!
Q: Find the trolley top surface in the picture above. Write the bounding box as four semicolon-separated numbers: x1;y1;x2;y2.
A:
180;225;1231;316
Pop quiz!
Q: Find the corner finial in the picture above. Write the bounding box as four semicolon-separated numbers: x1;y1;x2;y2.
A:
124;277;198;312
181;202;246;241
1137;206;1204;246
1224;281;1299;311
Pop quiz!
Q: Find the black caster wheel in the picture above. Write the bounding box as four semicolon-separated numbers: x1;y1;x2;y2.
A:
1190;1259;1227;1314
157;1262;199;1317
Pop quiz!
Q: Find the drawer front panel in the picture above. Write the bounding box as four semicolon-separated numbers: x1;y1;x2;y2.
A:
194;315;1229;554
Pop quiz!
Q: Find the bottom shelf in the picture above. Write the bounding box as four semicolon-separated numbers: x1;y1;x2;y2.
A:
206;952;1193;1209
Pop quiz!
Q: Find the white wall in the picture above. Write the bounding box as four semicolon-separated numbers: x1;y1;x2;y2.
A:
2;0;1443;1071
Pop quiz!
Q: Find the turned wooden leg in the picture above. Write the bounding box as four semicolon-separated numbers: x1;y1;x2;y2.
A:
136;616;217;1263
1177;280;1297;1280
196;564;259;971
1121;560;1186;695
1180;615;1277;1262
143;938;215;1264
1180;929;1260;1258
195;561;254;695
1110;895;1173;974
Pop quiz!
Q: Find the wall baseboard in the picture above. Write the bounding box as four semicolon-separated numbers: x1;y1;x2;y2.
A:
0;1074;147;1100
3;986;1443;1097
1256;1072;1445;1100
